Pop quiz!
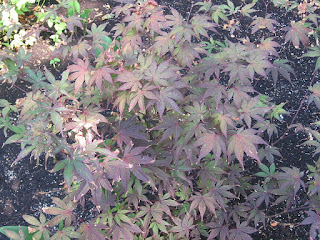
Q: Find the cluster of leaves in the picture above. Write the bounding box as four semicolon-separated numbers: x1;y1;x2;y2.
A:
1;0;320;239
0;0;37;44
0;0;93;50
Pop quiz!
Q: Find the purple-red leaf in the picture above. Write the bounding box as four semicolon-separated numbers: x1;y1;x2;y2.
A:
283;21;310;48
228;128;267;169
193;131;226;163
67;58;91;93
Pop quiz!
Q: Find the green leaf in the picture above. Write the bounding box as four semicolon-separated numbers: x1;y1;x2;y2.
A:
211;8;228;24
55;22;67;33
270;163;276;174
22;215;41;226
64;163;74;187
0;226;34;240
51;111;63;131
12;145;36;165
270;102;288;121
52;159;68;172
0;99;10;107
48;18;54;28
59;219;64;230
307;164;316;173
68;0;81;14
96;36;113;57
303;46;320;72
255;172;269;177
7;125;25;134
72;160;94;183
3;133;24;145
80;9;92;20
259;163;270;174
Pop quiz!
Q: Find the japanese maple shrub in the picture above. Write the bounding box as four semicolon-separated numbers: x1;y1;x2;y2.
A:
0;0;320;239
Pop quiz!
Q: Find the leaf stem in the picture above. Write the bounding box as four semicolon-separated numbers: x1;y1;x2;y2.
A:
272;70;318;146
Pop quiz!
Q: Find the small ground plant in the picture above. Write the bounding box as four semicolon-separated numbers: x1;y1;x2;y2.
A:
1;0;320;239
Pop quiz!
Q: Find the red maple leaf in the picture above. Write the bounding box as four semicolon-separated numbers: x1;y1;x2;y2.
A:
228;128;267;169
193;130;226;163
250;14;279;34
67;58;91;93
90;66;117;91
282;21;310;48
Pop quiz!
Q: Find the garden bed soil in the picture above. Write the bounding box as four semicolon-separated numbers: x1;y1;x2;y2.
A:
0;0;319;239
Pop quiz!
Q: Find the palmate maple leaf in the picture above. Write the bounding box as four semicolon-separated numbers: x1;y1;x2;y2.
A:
191;14;217;39
194;57;222;80
144;7;167;34
227;84;256;108
206;220;230;240
303;45;320;73
151;116;182;143
155;86;184;118
250;14;279;34
151;32;175;56
122;142;154;166
78;220;107;240
121;31;143;55
228;128;267;169
212;112;236;138
240;2;257;17
258;37;281;56
117;142;154;184
171;214;195;239
90;66;117;91
229;221;256;240
210;180;237;207
199;81;226;106
70;40;90;60
248;184;273;208
171;25;194;44
123;12;145;32
67;58;91;93
22;213;50;240
301;210;320;240
144;60;180;87
266;59;296;86
308;83;320;109
193;130;226;163
174;41;201;68
164;8;184;28
238;96;270;128
86;23;109;41
275;167;305;196
110;223;142;240
101;144;153;192
42;197;77;227
128;84;158;113
246;50;273;80
63;106;108;136
116;70;142;92
113;116;149;149
223;62;248;83
189;192;220;220
65;15;83;32
184;101;208;123
282;21;311;48
135;203;169;232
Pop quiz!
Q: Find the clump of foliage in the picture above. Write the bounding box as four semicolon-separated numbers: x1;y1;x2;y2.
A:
1;0;320;239
0;0;92;49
